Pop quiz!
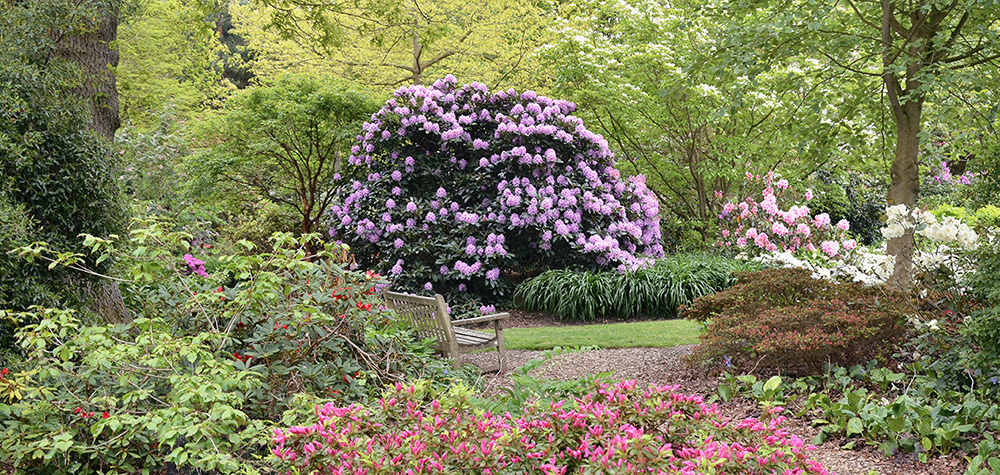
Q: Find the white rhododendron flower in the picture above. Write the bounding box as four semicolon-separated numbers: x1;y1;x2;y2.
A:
881;222;906;239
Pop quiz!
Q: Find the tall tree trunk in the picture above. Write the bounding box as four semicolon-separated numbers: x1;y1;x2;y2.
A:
53;1;120;141
880;0;927;290
56;0;130;322
885;99;922;289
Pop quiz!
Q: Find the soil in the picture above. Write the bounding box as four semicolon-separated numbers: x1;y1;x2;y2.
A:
461;312;968;475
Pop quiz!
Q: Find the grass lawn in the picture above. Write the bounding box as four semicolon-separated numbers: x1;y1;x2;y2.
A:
501;319;702;351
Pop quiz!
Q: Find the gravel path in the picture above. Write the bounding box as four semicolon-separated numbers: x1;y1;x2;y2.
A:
462;345;966;475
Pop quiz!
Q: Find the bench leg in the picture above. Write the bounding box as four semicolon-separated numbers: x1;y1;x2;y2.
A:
495;321;506;373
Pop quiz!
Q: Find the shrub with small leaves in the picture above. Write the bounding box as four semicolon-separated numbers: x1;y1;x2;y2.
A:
681;268;925;376
331;75;663;305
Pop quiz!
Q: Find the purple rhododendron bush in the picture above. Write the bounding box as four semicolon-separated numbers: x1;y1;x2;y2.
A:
331;76;663;304
272;380;829;475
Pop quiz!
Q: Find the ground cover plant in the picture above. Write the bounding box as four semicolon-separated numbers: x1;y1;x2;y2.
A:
681;267;927;376
272;379;831;475
329;75;664;309
514;253;757;322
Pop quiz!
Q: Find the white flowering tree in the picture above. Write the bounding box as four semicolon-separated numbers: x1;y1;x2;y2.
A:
537;0;884;242
708;0;1000;288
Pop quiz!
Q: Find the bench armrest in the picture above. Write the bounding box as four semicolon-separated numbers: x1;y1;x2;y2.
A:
452;313;510;326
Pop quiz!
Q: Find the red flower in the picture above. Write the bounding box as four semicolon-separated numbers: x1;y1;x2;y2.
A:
102;411;109;419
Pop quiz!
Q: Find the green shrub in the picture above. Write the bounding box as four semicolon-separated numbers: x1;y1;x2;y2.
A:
0;3;128;316
514;253;757;322
0;308;263;474
807;170;887;246
974;205;1000;230
681;268;922;376
929;203;973;226
0;196;54;357
960;236;1000;375
0;220;473;473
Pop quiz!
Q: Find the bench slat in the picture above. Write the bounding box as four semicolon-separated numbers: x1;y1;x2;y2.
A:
454;327;496;346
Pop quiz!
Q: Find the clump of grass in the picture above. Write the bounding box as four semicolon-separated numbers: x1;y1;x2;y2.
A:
514;253;757;322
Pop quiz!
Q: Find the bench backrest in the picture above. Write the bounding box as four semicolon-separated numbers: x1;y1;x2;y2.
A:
382;291;458;356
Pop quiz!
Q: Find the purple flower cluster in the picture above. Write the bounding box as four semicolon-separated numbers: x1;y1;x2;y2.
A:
930;161;975;185
183;254;208;277
331;76;663;299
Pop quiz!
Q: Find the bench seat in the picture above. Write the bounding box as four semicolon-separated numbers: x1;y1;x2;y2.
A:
383;291;508;372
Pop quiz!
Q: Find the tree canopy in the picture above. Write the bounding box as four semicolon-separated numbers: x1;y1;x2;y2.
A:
228;0;550;90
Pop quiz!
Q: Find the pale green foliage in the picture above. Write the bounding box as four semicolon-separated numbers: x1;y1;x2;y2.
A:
117;0;232;127
229;0;550;90
0;308;264;474
515;253;757;322
1;219;474;473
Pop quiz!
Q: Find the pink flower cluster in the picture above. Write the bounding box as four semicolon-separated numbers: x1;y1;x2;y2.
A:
930;161;975;185
717;172;855;258
183;254;208;277
272;380;829;475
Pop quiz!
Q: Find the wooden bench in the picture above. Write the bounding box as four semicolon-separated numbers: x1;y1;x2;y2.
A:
383;291;508;372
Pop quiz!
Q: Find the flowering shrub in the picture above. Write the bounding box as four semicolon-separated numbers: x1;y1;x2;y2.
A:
881;204;978;248
331;75;663;304
1;220;474;473
272;379;830;474
716;171;856;259
681;268;924;375
929;160;976;186
755;203;984;288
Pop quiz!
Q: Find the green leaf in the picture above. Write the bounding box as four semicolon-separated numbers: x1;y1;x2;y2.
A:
763;375;781;393
846;417;863;437
886;416;905;433
987;456;1000;473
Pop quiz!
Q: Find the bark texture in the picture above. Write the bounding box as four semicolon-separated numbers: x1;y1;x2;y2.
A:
55;0;129;321
54;1;120;141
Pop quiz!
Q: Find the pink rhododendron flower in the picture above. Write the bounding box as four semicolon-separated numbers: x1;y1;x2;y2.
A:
813;213;831;228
